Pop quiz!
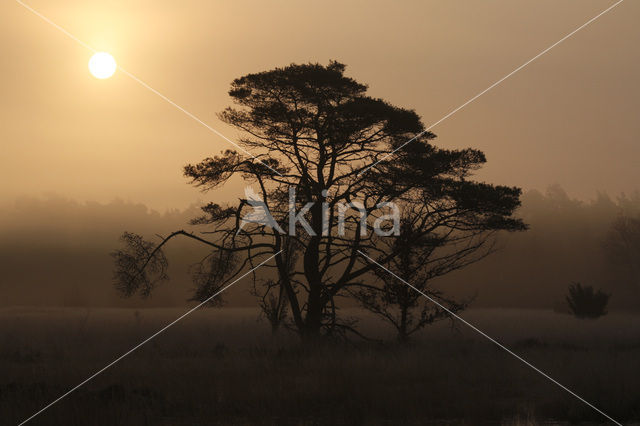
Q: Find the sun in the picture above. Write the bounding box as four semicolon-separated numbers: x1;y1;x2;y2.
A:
88;52;117;79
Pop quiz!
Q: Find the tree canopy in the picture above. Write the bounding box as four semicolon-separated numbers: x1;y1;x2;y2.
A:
113;61;526;338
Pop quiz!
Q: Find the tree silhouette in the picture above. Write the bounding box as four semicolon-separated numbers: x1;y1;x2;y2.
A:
112;61;526;339
354;217;487;342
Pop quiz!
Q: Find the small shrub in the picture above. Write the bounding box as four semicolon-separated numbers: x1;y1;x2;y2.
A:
565;282;610;319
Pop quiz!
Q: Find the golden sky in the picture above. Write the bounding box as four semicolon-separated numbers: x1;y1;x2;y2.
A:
2;0;639;210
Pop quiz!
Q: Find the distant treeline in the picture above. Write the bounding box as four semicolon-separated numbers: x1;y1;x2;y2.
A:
437;185;640;310
1;186;639;309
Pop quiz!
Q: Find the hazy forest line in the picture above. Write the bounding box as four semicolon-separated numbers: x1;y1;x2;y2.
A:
1;185;638;309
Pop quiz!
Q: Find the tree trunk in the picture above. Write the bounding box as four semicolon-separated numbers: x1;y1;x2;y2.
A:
302;279;323;339
299;201;325;340
270;322;280;336
398;305;409;343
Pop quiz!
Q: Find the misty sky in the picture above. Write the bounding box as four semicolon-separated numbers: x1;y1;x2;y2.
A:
2;0;639;210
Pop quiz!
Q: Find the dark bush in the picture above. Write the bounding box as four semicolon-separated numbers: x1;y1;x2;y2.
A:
566;282;610;319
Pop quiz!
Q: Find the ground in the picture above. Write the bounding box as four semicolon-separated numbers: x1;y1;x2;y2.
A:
1;307;639;425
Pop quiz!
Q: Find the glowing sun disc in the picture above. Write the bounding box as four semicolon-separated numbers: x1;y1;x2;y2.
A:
88;52;117;79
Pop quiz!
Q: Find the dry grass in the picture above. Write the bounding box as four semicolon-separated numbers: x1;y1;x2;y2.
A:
1;307;639;425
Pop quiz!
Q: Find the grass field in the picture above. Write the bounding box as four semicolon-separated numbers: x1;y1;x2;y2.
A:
1;307;639;425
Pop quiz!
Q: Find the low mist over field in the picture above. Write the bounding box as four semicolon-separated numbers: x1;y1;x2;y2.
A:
2;186;639;310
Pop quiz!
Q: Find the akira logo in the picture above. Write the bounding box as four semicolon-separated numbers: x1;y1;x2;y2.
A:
238;186;400;237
